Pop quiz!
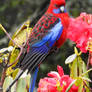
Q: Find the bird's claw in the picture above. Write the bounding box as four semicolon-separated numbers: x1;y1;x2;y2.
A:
51;46;59;53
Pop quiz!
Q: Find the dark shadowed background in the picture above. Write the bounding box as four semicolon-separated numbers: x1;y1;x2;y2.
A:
0;0;92;88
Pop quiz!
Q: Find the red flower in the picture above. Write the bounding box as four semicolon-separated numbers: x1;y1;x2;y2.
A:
67;12;92;53
60;75;78;92
37;78;57;92
37;65;78;92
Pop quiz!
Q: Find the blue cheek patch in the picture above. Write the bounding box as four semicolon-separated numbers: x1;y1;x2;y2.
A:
53;8;67;14
53;9;61;14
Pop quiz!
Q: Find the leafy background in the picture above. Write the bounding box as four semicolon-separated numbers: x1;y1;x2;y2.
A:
0;0;92;88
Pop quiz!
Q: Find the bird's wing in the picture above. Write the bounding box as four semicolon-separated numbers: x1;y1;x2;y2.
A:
29;13;63;47
18;13;63;72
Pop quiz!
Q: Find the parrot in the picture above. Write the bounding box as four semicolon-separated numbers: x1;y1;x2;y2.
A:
6;0;69;92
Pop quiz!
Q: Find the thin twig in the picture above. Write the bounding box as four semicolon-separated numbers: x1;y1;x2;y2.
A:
0;68;7;87
83;81;92;91
0;52;11;88
0;24;23;49
87;53;90;70
26;84;29;92
0;24;16;46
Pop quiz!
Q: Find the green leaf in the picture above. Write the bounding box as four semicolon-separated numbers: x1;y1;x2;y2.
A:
75;78;83;92
69;55;90;79
12;68;19;79
3;76;16;92
3;74;30;92
9;48;20;67
65;54;77;64
78;81;83;92
77;56;83;76
16;78;27;92
81;77;91;82
70;57;78;78
0;28;4;35
82;62;89;78
9;20;31;47
25;75;30;88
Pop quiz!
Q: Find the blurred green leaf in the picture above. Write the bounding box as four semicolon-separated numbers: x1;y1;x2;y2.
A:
3;76;15;92
77;79;83;92
69;57;78;78
25;75;30;88
3;74;30;92
9;48;19;67
16;78;27;92
16;74;30;92
0;28;4;36
10;0;20;8
78;57;83;76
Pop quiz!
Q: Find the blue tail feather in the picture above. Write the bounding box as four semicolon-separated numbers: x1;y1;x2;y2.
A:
29;67;39;92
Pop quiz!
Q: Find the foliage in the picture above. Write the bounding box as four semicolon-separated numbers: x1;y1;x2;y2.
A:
3;74;30;92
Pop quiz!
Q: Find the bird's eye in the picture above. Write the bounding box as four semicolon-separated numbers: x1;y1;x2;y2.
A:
60;6;65;13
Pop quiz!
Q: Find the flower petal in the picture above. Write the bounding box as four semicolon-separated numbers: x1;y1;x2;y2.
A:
57;65;64;77
48;71;60;79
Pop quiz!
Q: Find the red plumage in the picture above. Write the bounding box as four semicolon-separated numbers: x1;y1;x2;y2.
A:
54;14;69;48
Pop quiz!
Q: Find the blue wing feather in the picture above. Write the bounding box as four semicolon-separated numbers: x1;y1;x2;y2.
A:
32;21;63;47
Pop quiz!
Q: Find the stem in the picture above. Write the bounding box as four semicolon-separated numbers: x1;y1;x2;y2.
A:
0;52;11;91
26;84;29;92
83;81;92;91
81;68;92;77
87;53;90;70
0;24;23;48
0;24;16;46
0;68;7;88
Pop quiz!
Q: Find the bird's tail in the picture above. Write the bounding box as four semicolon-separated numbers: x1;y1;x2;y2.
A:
29;67;39;92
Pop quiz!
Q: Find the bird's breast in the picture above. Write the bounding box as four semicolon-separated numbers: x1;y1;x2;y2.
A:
54;28;67;48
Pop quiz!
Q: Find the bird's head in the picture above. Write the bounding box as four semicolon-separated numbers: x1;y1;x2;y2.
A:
47;0;68;18
47;0;69;28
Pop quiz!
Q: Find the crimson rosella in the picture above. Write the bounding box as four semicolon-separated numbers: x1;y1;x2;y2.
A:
6;0;69;92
